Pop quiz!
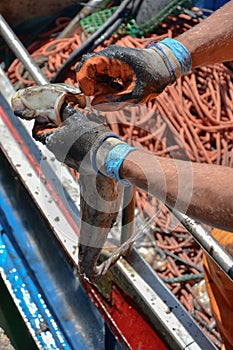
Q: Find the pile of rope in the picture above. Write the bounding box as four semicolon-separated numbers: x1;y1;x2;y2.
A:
7;9;233;348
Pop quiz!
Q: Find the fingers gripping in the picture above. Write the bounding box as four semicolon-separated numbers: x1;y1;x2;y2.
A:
77;55;135;94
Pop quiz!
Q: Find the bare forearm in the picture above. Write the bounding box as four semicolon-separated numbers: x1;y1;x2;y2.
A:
176;0;233;68
120;150;233;232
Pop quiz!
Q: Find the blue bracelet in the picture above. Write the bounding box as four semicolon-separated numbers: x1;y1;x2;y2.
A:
160;38;192;75
105;144;138;186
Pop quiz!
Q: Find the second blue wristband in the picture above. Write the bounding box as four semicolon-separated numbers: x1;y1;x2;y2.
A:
105;143;138;186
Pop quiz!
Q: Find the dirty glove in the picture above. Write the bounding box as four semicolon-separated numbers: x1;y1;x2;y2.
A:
11;83;137;182
76;38;192;110
43;104;137;182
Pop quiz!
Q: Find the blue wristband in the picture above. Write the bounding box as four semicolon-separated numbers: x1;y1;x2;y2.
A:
105;144;138;186
160;38;192;75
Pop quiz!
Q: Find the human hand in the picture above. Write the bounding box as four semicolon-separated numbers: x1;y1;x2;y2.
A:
76;39;191;110
11;83;136;178
11;83;114;172
42;107;118;173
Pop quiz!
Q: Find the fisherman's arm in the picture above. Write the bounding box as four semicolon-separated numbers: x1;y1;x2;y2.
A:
176;0;233;68
117;148;233;232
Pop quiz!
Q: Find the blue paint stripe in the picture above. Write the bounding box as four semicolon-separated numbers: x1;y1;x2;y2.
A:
0;230;71;350
0;185;89;350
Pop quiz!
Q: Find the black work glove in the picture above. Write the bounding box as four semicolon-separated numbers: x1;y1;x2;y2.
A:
76;39;191;110
11;83;137;181
42;105;118;173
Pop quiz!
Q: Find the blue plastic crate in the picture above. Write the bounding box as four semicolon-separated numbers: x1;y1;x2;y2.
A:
194;0;229;11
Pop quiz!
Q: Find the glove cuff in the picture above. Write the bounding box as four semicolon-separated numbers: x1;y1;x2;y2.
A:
148;38;192;81
96;137;138;185
91;133;120;174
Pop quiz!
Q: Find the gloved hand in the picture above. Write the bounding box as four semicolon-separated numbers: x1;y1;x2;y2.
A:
11;83;137;182
38;104;113;172
76;38;192;110
40;104;137;181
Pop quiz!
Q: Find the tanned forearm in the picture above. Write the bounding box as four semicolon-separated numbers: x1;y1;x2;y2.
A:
176;0;233;68
120;150;233;232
